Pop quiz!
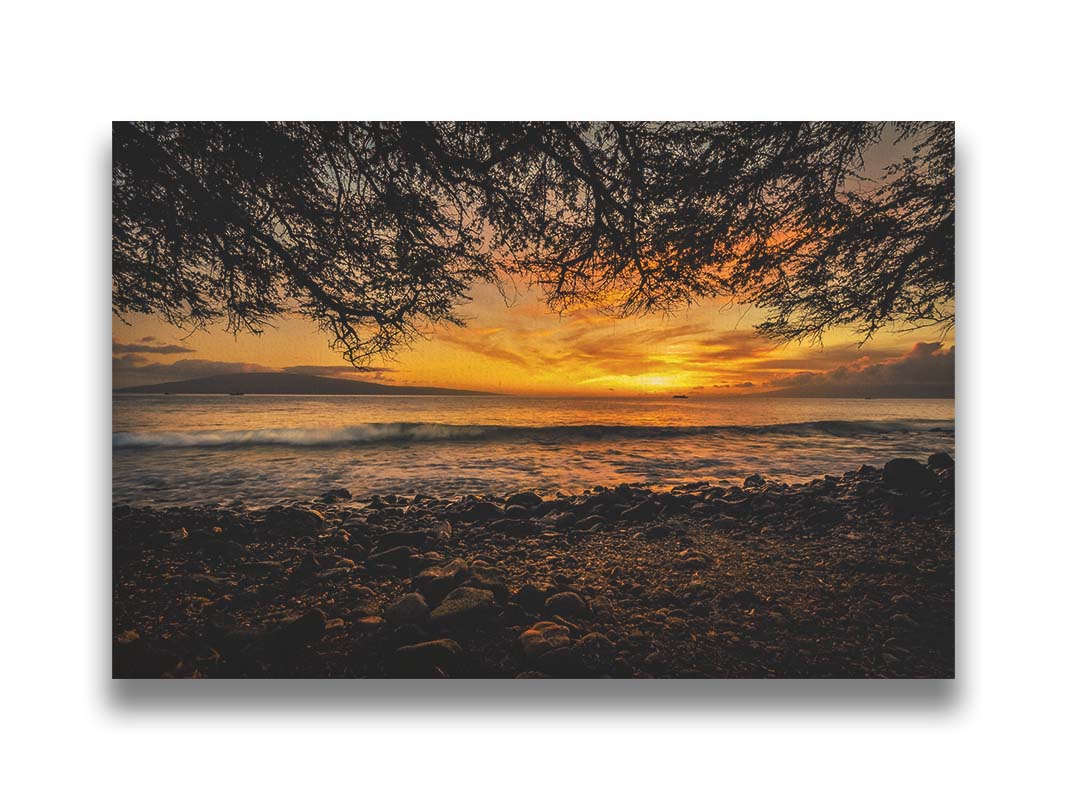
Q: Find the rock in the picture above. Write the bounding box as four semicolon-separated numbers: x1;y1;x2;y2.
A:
544;591;588;618
392;639;463;676
265;506;325;534
574;632;615;674
264;608;327;651
744;474;766;488
429;587;496;626
645;524;672;540
514;583;549;614
374;529;430;550
413;558;469;602
488;518;533;535
179;573;239;593
460;501;504;523
588;596;616;619
709;497;750;514
187;535;249;558
384;592;430;626
320;488;352;503
574;514;606;531
891;613;921;630
807;498;844;526
550;511;578;530
351;615;384;631
883;458;937;493
113;631;179;677
620;499;659;522
414;551;446;568
235;560;286;578
505;504;531;519
519;621;571;659
720;589;763;609
347;585;382;617
928;452;955;470
505;491;543;508
366;546;416;568
465;562;509;602
675;548;710;566
536;645;577;675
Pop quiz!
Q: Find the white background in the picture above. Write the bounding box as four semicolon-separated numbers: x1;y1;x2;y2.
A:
1;2;1064;797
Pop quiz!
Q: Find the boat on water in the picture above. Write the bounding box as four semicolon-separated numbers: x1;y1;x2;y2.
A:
672;394;689;399
228;392;245;396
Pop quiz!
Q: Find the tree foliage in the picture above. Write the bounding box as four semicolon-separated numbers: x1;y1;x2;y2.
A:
113;121;954;362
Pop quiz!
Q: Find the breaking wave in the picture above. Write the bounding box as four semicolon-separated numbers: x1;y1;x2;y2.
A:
113;419;953;450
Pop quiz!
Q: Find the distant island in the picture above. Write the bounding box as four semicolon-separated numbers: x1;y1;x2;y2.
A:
115;372;496;396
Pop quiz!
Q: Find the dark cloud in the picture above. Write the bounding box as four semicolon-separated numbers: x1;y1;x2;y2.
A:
692;329;774;362
112;353;149;367
766;342;954;397
112;338;196;355
113;357;274;387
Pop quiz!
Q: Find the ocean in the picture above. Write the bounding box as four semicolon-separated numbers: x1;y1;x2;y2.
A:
111;395;955;507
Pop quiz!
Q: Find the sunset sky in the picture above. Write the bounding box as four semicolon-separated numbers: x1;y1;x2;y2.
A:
112;279;954;397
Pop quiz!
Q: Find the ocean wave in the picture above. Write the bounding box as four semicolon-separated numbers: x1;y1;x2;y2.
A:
112;419;954;450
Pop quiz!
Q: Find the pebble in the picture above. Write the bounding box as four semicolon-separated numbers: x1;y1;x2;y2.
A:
506;491;543;508
514;583;549;613
413;558;470;601
366;546;416;567
393;639;463;675
461;501;504;522
519;621;571;659
384;592;430;626
544;591;589;618
429;587;495;626
264;608;326;651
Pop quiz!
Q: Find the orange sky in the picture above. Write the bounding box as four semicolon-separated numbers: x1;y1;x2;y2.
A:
112;278;954;396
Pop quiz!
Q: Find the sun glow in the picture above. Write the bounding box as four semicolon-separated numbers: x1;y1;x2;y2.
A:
114;279;953;397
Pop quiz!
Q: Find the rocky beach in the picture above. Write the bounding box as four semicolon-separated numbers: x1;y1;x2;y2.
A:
113;454;954;679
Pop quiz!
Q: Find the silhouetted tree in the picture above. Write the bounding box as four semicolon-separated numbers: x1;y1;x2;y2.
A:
113;121;953;362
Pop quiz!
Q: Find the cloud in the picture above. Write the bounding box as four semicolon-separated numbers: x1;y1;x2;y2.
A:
536;323;718;377
766;342;954;397
435;326;531;369
112;338;196;355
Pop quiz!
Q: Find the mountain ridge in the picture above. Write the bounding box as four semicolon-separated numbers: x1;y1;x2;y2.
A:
114;372;497;396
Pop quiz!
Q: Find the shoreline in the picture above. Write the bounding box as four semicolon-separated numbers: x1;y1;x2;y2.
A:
114;455;954;678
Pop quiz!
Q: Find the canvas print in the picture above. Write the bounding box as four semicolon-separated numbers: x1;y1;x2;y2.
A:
112;122;954;678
